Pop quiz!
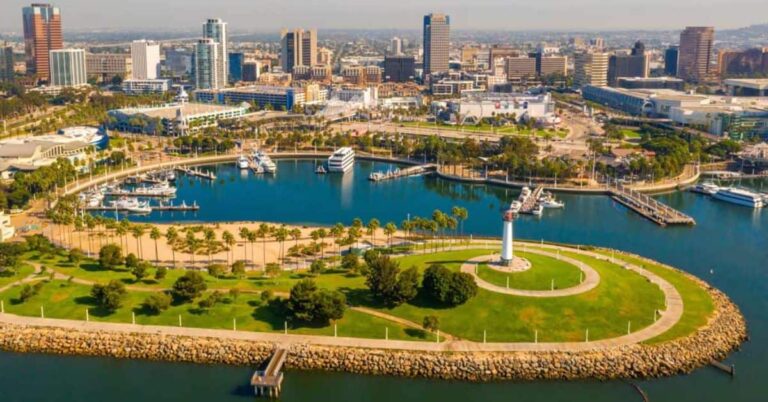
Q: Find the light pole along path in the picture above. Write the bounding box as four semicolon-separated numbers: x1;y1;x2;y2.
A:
0;242;684;353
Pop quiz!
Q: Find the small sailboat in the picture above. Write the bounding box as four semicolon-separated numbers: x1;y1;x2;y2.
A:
315;164;327;174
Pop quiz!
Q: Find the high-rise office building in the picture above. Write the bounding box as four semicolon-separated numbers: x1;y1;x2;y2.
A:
1;46;14;82
677;26;714;82
535;54;568;78
390;37;403;55
203;18;228;85
49;48;86;87
86;53;131;82
423;13;450;77
194;38;220;90
280;29;317;73
718;48;768;78
22;3;62;82
242;61;261;82
317;48;333;66
384;55;416;82
504;57;537;81
574;51;609;87
229;52;244;83
665;46;679;76
130;40;160;80
607;41;649;86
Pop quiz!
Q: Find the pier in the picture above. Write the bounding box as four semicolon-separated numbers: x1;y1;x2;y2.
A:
251;348;287;398
176;166;217;180
104;191;175;198
519;186;545;214
709;359;735;377
369;164;437;182
85;202;199;212
609;183;696;226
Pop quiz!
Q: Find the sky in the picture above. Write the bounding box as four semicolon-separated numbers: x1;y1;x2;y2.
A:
2;0;767;33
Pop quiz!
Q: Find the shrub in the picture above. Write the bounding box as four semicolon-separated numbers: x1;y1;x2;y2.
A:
310;259;326;275
154;266;167;280
265;263;281;277
423;315;439;332
142;292;172;314
231;261;246;277
124;253;139;269
131;262;150;282
98;244;123;270
207;264;227;279
422;264;477;306
340;253;359;271
286;279;346;324
67;248;84;265
197;291;224;311
171;271;207;303
90;280;127;312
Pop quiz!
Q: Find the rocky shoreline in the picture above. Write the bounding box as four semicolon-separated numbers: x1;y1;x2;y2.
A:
0;283;746;382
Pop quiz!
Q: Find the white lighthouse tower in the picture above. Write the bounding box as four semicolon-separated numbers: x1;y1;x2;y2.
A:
501;208;515;266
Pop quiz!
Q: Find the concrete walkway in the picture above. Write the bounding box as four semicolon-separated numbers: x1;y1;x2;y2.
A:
460;248;600;297
0;243;684;352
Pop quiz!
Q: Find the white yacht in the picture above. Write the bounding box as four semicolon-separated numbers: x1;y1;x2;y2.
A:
253;151;277;174
531;204;544;216
509;201;522;214
538;192;565;208
109;198;152;213
237;155;250;169
327;147;355;173
712;187;765;208
691;181;720;195
134;182;176;196
518;187;532;203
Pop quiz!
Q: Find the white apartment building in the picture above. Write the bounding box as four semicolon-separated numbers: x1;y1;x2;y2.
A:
130;40;160;80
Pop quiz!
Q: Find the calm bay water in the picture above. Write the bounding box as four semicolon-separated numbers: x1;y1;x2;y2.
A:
7;159;767;402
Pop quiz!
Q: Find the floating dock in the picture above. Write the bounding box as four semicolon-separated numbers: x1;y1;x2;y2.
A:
519;186;545;214
176;166;217;180
609;183;695;226
85;202;199;212
251;348;287;398
104;191;175;198
369;164;436;182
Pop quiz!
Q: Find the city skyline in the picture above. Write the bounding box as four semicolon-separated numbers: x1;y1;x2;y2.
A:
1;0;767;33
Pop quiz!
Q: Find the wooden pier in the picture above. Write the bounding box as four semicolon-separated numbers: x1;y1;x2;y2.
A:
519;186;545;214
609;183;695;226
175;166;217;180
85;202;199;212
369;164;436;182
251;348;287;398
709;359;735;376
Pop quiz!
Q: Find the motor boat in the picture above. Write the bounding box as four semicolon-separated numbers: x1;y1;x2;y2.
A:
712;187;765;208
690;181;720;196
237;155;250;169
531;204;544;216
253;150;277;174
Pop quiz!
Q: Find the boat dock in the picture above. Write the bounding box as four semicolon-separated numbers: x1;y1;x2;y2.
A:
251;348;287;398
369;164;436;182
519;186;545;214
176;166;217;180
104;191;174;198
609;183;696;226
85;202;199;212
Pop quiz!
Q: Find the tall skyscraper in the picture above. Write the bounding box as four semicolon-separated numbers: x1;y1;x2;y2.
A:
49;48;86;87
664;46;679;76
228;52;244;83
574;51;609;87
607;41;649;86
194;38;220;89
203;18;228;85
390;37;403;55
22;3;62;82
717;48;768;78
280;29;317;73
384;55;416;82
130;40;160;80
677;26;714;82
422;13;450;77
0;46;14;82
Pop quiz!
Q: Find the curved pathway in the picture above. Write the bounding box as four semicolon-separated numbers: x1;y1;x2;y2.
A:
0;243;685;352
460;248;600;297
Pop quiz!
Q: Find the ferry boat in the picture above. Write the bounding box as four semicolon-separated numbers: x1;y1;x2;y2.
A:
237;155;250;169
253;151;277;173
327;147;355;173
690;181;720;195
712;187;765;208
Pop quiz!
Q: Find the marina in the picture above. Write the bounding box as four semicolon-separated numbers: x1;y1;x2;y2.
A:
368;164;437;181
609;182;696;226
175;166;217;180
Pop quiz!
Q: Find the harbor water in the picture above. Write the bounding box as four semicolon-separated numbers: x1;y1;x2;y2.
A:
8;159;768;402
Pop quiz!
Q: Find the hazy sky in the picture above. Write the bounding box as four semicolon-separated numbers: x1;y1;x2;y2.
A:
2;0;767;32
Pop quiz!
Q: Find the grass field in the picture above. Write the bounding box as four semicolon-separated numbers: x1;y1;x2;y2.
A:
620;128;642;140
400;121;568;138
0;263;35;289
475;252;583;290
0;245;716;344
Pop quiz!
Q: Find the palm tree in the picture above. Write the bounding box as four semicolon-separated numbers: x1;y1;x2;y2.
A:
274;226;288;263
451;206;469;240
185;230;198;266
84;214;96;254
149;226;162;264
74;216;84;251
289;228;302;268
445;217;457;250
330;223;345;255
247;230;257;268
317;228;328;259
400;219;412;242
384;222;397;248
131;225;146;259
203;227;216;263
366;218;380;246
432;210;447;250
222;230;235;265
257;223;270;267
165;226;178;268
239;227;250;263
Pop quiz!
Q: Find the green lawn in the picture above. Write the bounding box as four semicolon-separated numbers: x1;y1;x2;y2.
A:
0;264;35;289
400;121;567;138
355;249;666;342
593;250;715;344
476;252;583;290
620;128;642;140
0;279;424;342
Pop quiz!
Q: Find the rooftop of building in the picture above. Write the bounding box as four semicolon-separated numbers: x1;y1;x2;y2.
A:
618;76;684;82
723;78;768;89
111;102;246;120
196;85;295;95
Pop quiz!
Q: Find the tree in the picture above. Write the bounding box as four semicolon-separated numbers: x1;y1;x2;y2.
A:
149;227;162;264
185;230;198;266
207;263;227;279
131;261;150;282
98;244;123;270
125;253;139;269
155;266;167;281
67;248;84;266
383;222;397;247
131;225;146;259
222;230;236;265
341;253;359;272
422;264;477;306
197;291;224;312
171;271;207;302
91;280;127;312
366;218;380;245
231;260;246;278
142;292;171;314
451;206;468;238
165;226;179;268
365;254;402;305
310;259;326;275
423;315;440;332
286;279;346;324
265;262;281;277
395;266;420;303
